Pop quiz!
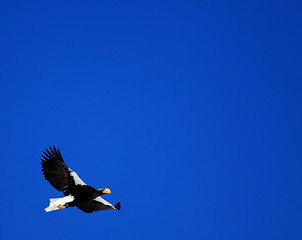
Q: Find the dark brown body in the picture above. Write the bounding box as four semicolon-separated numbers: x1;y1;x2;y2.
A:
66;185;101;207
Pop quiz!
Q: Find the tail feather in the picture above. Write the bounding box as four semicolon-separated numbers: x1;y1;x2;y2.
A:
44;195;74;212
49;198;60;203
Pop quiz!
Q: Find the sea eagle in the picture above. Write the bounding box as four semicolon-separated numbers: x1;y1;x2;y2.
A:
41;146;121;213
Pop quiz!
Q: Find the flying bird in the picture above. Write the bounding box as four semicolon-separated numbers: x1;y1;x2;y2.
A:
41;145;121;213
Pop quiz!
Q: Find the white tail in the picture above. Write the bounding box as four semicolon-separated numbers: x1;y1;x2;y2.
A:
44;195;75;212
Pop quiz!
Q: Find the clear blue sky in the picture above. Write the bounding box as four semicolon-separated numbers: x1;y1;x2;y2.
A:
0;1;301;239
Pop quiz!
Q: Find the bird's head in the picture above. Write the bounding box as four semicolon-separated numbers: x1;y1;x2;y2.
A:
97;188;111;196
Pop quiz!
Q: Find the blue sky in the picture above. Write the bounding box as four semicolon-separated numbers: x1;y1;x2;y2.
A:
0;1;301;239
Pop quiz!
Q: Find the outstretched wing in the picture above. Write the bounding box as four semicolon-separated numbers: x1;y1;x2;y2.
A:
41;145;86;195
77;197;120;213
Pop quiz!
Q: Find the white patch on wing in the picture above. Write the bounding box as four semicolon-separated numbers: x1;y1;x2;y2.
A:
94;197;114;207
45;195;75;212
69;169;86;185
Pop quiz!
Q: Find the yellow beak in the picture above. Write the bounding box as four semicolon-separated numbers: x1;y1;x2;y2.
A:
103;188;111;194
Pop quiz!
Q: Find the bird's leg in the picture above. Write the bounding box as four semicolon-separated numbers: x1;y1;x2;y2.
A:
57;203;69;209
57;204;66;209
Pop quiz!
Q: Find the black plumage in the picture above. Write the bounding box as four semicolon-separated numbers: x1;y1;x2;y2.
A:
41;145;121;213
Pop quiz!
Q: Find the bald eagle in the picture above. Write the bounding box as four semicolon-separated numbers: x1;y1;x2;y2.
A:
41;146;121;213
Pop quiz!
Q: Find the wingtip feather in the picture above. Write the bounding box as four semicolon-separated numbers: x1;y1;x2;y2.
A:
114;202;121;210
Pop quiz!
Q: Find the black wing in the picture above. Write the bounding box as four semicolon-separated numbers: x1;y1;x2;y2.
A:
41;145;86;195
77;197;121;213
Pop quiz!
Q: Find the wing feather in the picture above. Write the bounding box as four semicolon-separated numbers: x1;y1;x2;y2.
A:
76;197;116;213
41;145;86;195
